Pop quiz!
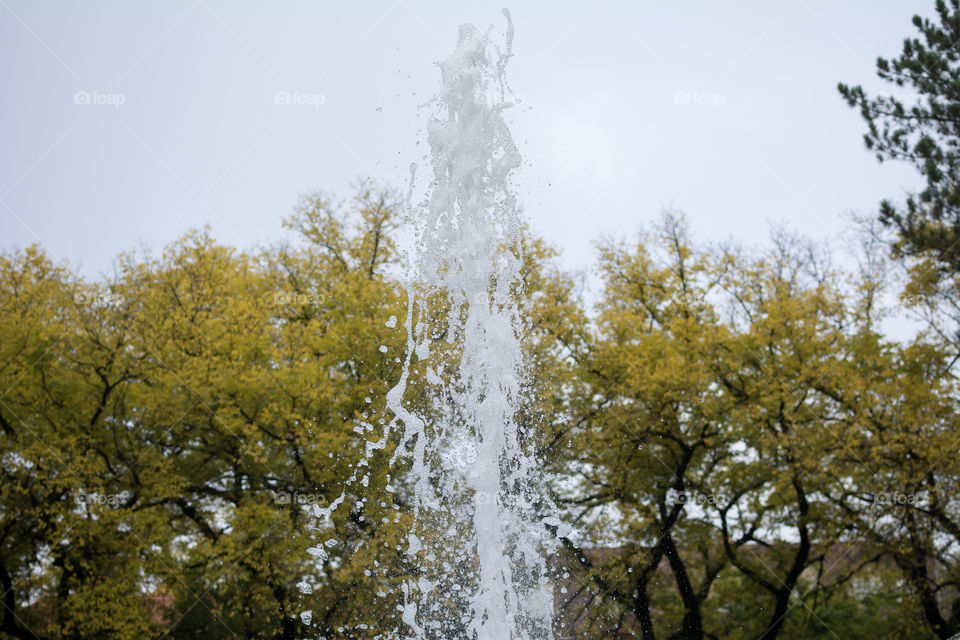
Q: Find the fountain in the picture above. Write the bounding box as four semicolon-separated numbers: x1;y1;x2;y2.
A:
306;12;557;639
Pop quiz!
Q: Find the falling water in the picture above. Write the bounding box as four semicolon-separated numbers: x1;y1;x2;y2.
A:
307;11;555;639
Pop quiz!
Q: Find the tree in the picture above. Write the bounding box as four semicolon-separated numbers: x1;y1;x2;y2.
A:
0;246;175;639
839;0;960;274
107;184;416;638
838;0;960;350
820;334;960;639
553;214;941;640
0;184;418;639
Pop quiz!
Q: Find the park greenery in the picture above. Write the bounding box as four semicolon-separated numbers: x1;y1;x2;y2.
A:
4;1;960;639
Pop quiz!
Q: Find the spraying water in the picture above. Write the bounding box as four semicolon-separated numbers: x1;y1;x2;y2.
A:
307;12;555;639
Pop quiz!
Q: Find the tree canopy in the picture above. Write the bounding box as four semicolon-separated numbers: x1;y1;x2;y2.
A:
2;183;959;640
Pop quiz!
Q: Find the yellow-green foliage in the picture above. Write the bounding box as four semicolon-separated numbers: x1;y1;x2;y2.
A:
1;192;958;640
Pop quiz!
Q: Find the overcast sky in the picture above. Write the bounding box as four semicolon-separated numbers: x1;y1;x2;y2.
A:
1;0;932;281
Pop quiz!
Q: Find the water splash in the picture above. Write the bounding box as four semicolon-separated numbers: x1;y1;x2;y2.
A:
310;12;554;639
389;12;553;640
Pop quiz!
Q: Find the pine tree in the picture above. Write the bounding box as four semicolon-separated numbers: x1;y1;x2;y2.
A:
839;0;960;274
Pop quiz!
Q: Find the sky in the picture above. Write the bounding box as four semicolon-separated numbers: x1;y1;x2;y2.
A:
0;0;932;283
